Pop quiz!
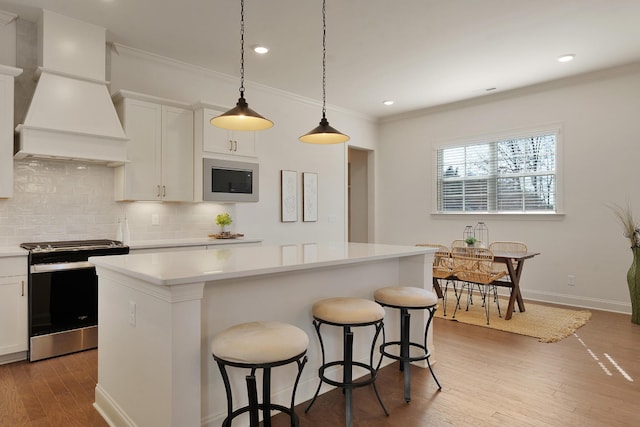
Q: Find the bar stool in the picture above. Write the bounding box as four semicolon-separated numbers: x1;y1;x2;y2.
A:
211;321;308;427
305;297;388;427
374;286;442;403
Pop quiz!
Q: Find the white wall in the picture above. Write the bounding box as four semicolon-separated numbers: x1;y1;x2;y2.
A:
0;11;17;67
0;26;377;247
376;63;640;314
108;45;376;245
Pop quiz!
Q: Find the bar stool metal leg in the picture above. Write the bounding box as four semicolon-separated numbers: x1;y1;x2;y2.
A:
247;372;259;426
304;320;324;414
262;367;272;427
424;306;442;389
401;309;411;402
344;327;353;427
306;318;388;426
375;286;442;404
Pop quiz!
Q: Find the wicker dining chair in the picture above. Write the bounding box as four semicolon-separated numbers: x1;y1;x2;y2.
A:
451;247;507;324
416;244;458;316
450;239;484;308
489;241;528;278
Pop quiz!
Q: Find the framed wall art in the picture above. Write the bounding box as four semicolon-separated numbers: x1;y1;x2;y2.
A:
303;172;318;222
281;170;297;222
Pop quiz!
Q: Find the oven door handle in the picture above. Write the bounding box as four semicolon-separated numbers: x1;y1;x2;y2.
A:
31;261;95;273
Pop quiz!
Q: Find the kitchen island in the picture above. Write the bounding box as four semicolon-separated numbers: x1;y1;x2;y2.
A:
91;242;436;427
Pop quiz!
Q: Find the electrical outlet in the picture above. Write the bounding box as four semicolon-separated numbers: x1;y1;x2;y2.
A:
568;274;576;286
129;301;136;326
151;214;159;226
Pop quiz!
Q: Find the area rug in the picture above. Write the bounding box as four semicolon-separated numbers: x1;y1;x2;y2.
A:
435;291;592;343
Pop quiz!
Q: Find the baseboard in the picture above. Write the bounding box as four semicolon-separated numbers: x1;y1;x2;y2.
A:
520;289;631;314
0;351;27;366
94;384;137;427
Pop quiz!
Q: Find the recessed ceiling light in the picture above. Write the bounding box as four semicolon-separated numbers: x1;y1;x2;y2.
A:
253;46;269;54
557;54;575;63
382;100;394;106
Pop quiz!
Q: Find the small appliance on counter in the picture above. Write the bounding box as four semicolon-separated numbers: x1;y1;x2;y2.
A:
20;239;129;362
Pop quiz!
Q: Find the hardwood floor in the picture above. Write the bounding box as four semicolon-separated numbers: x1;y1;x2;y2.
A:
1;307;638;426
0;349;106;427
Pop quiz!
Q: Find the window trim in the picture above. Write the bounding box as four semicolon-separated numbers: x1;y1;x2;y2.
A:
432;123;564;215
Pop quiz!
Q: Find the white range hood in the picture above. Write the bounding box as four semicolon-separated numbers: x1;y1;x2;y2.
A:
14;10;128;165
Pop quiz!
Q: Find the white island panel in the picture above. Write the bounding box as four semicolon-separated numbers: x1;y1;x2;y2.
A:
92;242;436;427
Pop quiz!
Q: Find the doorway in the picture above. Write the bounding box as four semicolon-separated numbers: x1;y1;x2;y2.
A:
348;147;372;242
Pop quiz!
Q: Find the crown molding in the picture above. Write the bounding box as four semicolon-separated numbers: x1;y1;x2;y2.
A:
109;42;374;123
0;10;18;26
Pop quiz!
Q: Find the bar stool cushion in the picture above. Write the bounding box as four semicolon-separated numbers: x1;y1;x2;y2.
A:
211;321;309;364
374;286;438;308
312;297;385;324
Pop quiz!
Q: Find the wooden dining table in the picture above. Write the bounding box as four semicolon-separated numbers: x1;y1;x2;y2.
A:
432;249;540;320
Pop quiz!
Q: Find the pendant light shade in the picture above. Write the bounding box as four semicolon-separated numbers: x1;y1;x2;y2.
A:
211;0;273;131
299;0;349;144
210;95;273;131
299;116;350;144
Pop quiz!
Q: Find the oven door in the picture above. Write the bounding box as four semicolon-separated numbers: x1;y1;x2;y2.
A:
29;262;98;361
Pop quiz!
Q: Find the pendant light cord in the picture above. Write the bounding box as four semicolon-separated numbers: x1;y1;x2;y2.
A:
239;0;246;97
322;0;327;119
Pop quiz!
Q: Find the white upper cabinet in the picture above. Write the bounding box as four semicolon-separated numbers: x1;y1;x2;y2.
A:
193;103;256;158
0;65;22;199
113;91;194;202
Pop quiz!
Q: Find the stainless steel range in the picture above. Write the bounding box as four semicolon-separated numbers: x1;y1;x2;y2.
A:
20;239;129;361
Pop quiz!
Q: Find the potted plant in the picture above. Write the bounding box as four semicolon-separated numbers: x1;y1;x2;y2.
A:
610;202;640;324
215;213;233;236
465;236;478;247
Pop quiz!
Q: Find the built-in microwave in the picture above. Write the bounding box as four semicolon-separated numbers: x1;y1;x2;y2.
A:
202;158;259;202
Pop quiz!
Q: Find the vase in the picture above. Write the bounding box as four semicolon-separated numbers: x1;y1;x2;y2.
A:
628;247;640;324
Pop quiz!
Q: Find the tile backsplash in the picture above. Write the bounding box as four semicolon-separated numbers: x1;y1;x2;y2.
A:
0;159;231;247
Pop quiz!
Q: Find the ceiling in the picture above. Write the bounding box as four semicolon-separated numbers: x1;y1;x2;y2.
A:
2;0;640;120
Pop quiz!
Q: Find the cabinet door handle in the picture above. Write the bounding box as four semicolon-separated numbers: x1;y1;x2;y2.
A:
157;185;161;198
162;185;166;197
233;140;238;151
21;280;24;297
229;140;233;151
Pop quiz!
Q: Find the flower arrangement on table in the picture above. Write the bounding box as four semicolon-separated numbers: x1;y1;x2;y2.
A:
464;236;478;247
609;202;640;324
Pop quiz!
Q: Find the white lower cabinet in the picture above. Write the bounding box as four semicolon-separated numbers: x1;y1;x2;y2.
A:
113;91;194;202
0;256;28;360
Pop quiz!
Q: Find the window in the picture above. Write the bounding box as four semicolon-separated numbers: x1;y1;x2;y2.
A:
435;128;559;214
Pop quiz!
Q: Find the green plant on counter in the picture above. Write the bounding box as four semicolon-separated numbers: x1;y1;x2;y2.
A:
216;213;233;227
465;236;477;246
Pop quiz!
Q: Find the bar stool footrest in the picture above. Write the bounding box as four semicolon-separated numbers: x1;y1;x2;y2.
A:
380;341;432;363
222;404;299;427
319;360;378;389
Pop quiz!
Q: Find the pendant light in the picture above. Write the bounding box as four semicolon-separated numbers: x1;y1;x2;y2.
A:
299;0;349;144
211;0;273;131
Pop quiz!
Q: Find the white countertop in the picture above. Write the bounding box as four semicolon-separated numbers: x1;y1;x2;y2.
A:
91;242;435;286
128;237;262;250
0;247;28;257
